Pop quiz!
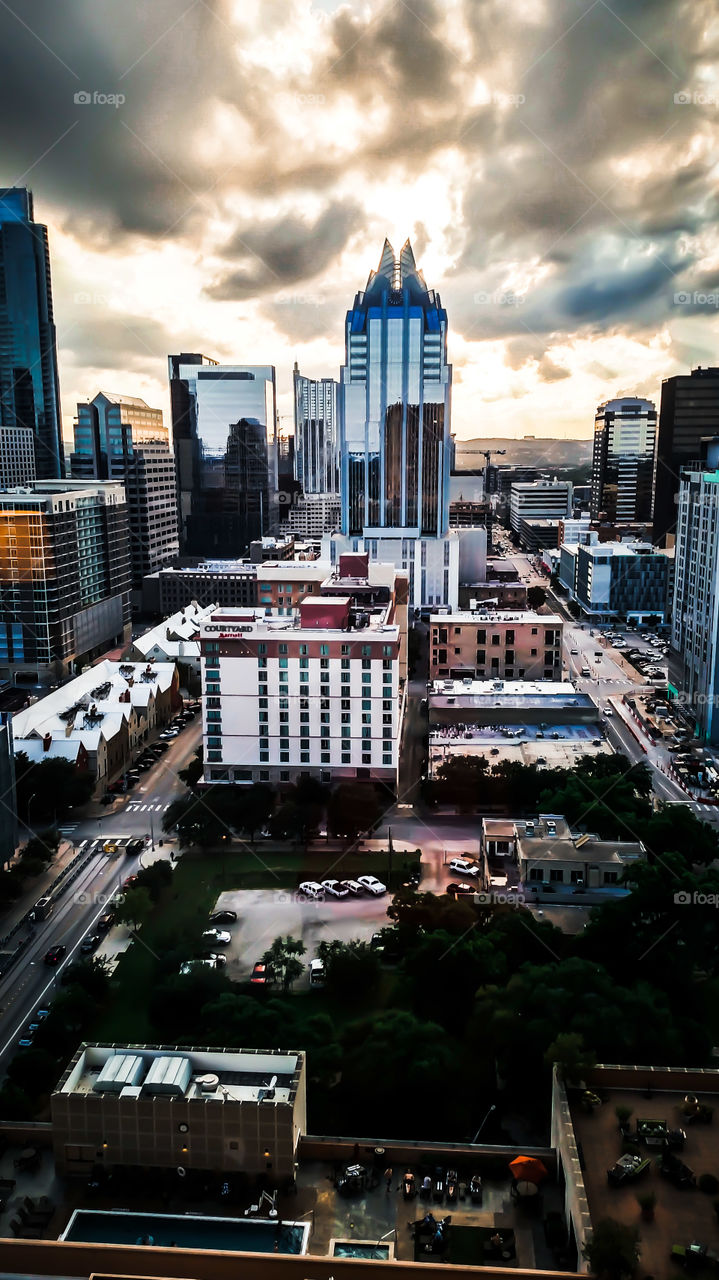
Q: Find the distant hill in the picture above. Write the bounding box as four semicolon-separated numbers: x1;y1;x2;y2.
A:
455;436;592;469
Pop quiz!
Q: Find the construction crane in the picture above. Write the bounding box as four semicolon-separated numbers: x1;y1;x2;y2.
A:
482;449;506;549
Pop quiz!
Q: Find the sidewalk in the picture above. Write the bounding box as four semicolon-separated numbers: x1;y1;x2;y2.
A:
0;834;82;942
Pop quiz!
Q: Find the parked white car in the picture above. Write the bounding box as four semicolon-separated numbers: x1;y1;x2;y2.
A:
298;881;325;900
357;875;387;896
201;928;232;947
448;858;479;877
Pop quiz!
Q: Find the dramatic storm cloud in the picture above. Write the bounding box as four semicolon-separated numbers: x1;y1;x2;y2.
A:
1;0;718;440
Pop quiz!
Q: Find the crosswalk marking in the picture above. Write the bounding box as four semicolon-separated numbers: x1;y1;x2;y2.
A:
126;801;168;813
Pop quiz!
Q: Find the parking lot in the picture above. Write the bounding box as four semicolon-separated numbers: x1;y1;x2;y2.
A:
207;888;395;987
600;626;669;677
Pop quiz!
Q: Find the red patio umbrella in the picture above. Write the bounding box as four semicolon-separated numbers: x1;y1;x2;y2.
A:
508;1156;548;1184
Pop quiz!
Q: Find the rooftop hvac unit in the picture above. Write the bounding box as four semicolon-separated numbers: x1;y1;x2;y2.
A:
94;1053;146;1094
142;1055;192;1096
197;1073;220;1093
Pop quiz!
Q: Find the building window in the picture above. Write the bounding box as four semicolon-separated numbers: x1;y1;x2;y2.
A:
383;753;393;765
550;868;564;882
342;752;351;764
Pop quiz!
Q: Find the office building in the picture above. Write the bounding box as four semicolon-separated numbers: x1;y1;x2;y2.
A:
513;814;643;889
200;554;406;786
672;440;719;743
590;397;656;524
509;480;572;534
52;1044;306;1179
284;491;341;537
169;354;278;557
339;239;452;539
0;426;36;487
653;366;719;544
429;610;563;681
560;536;670;622
142;560;258;615
71;392;179;592
0;188;64;480
324;528;460;610
293;365;339;494
0;481;131;683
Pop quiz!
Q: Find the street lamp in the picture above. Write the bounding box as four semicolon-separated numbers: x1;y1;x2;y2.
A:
471;1104;496;1144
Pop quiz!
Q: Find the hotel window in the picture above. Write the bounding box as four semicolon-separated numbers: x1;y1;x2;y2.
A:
320;643;329;656
342;699;351;710
300;643;308;655
342;752;351;764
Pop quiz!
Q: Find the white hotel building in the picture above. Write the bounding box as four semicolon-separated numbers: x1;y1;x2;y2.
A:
200;554;407;787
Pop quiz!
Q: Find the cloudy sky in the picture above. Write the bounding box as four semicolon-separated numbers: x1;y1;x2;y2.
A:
2;0;718;443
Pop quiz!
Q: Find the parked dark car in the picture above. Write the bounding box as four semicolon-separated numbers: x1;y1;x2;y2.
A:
97;912;115;934
99;792;115;805
80;934;101;955
44;945;67;966
209;909;238;925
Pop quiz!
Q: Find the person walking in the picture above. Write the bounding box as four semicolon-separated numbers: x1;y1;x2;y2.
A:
385;1166;393;1192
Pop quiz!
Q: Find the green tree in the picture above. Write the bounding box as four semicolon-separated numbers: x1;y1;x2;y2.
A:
645;804;719;867
260;936;306;992
6;1046;59;1097
14;752;94;822
114;886;153;931
135;860;173;903
527;584;547;610
163;788;229;848
316;939;382;998
150;967;230;1037
327;782;381;841
177;747;203;788
235;783;275;840
0;1081;33;1119
545;1031;596;1086
582;1219;640;1280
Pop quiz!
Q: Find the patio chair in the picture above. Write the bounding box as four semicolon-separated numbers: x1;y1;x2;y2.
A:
9;1217;42;1239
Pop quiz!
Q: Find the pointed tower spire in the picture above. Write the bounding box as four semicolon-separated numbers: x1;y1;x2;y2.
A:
377;237;396;282
399;239;417;283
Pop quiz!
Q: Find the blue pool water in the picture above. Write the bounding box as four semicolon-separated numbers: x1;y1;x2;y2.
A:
333;1242;391;1259
61;1209;308;1254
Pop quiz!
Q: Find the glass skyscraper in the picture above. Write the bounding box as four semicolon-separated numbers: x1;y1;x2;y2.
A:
293;364;339;494
339;239;452;538
0;188;64;479
169;355;278;556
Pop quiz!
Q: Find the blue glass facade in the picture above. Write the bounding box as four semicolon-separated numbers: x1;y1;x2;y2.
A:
339;239;452;538
169;355;278;556
0;188;64;479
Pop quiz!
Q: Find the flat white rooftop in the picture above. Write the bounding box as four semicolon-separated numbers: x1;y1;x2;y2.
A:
429;610;562;625
59;1045;300;1105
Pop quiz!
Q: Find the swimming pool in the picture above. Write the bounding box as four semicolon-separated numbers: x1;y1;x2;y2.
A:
61;1209;309;1254
331;1239;393;1259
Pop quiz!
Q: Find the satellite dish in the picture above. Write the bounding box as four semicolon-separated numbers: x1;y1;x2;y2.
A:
269;1075;278;1089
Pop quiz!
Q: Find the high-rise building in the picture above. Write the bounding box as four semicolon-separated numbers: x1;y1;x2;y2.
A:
0;426;36;487
339;238;452;539
591;397;656;524
653;367;719;545
71;392;179;592
672;439;719;744
509;480;572;533
0;716;17;867
0;189;64;479
0;481;131;683
293;365;339;494
169;354;278;557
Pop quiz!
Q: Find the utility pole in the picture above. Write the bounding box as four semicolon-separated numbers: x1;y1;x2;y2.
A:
388;825;393;890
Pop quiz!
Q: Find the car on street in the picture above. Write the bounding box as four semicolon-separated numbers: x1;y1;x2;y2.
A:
209;909;237;924
602;707;614;716
357;875;387;896
339;879;364;896
97;911;115;933
309;958;325;987
136;758;153;771
44;944;67;966
123;874;138;889
321;879;350;898
35;1008;49;1021
18;1036;34;1048
251;962;268;984
152;741;169;753
448;857;479;877
199;951;227;967
298;881;325;900
80;933;101;955
100;791;115;805
201;928;232;947
570;649;579;655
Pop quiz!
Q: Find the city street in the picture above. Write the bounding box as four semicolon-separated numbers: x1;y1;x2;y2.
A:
0;721;201;1074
